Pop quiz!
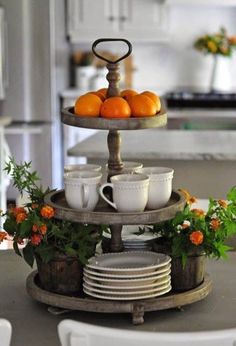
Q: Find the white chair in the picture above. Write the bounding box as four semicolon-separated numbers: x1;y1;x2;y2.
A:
58;319;236;346
0;319;12;346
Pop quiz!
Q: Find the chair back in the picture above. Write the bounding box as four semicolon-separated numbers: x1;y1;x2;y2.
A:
0;319;12;346
58;319;236;346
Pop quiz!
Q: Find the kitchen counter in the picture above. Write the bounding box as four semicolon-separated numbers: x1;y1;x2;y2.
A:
1;250;236;346
68;129;236;161
67;129;236;198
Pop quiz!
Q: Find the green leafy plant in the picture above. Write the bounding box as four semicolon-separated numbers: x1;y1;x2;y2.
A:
194;27;236;57
153;187;236;266
0;158;103;267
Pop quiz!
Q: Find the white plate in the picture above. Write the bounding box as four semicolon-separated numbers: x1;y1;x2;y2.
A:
83;285;171;301
87;251;171;273
84;264;171;279
83;275;170;290
84;268;171;285
83;281;171;295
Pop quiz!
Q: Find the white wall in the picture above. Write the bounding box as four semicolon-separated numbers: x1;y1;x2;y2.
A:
131;5;236;92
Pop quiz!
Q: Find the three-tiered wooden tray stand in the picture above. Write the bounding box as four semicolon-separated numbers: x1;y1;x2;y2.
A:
26;39;212;324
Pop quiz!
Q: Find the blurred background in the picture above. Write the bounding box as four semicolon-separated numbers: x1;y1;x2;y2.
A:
0;0;236;209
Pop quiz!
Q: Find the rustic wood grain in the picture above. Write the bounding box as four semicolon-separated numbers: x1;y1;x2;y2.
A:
26;271;212;325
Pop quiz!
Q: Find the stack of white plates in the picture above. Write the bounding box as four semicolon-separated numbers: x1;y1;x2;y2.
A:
83;251;171;300
102;225;159;252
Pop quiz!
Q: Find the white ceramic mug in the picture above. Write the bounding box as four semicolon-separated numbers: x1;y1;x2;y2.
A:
106;161;143;174
64;171;102;211
64;164;101;173
135;167;174;210
99;174;150;212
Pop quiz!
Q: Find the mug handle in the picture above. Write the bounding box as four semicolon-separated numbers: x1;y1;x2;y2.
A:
82;183;89;208
99;183;117;210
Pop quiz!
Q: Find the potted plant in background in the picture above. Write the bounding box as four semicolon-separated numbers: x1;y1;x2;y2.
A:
194;27;236;92
153;188;236;292
0;158;103;295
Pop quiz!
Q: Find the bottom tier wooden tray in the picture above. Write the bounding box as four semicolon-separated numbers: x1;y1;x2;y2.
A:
26;271;212;325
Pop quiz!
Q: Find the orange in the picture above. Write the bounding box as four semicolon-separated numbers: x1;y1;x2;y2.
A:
74;93;102;117
88;91;106;102
100;97;131;119
97;88;108;98
141;91;161;112
128;94;157;117
120;89;138;102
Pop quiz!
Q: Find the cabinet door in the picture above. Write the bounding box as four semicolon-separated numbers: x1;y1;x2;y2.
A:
67;0;119;43
67;0;169;43
119;0;168;42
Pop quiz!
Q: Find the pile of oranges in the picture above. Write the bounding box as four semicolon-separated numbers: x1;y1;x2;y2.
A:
74;88;161;119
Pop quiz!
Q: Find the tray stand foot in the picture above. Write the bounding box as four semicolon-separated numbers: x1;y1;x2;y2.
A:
132;304;145;325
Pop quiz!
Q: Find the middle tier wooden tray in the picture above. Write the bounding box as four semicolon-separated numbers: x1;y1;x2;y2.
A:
44;190;185;225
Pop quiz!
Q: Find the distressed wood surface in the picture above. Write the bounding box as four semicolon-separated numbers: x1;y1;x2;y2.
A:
26;271;212;325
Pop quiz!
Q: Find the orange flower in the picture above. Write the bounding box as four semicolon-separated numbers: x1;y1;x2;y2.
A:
40;205;55;219
229;36;236;45
179;188;190;200
32;224;38;232
179;189;197;205
0;231;7;243
210;218;221;231
39;224;47;235
11;207;26;217
31;203;39;209
191;208;205;217
16;212;27;224
31;234;42;246
188;196;197;204
190;230;204;246
218;199;227;208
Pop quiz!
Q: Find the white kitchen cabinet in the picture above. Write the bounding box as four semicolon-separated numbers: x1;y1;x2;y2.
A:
67;0;169;43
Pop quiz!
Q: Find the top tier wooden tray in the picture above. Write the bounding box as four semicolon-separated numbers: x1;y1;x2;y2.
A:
61;106;167;131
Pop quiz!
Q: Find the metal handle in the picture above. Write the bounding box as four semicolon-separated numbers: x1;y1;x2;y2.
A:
92;38;132;64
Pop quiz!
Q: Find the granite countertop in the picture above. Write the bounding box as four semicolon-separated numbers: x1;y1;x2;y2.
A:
68;129;236;161
0;116;12;127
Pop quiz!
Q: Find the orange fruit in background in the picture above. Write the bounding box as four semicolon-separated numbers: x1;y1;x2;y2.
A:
74;93;102;117
88;91;106;102
97;88;108;98
141;91;161;112
100;97;131;119
128;94;157;117
120;89;138;102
